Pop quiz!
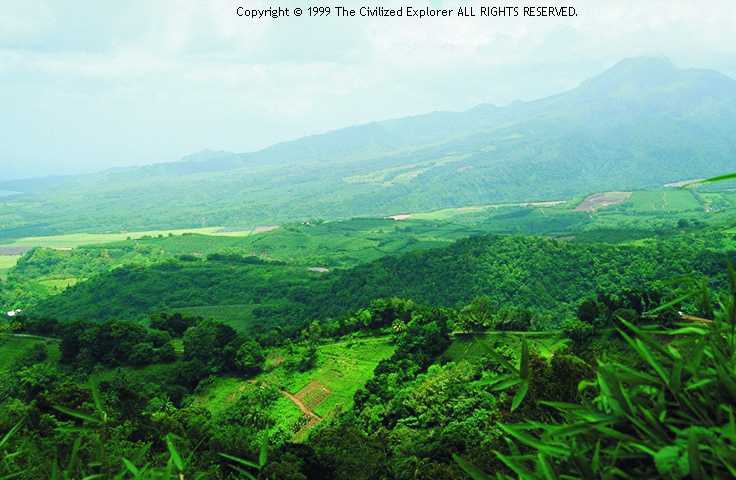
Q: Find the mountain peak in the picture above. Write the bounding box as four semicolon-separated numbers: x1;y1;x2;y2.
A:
608;56;675;74
579;56;677;93
573;56;736;105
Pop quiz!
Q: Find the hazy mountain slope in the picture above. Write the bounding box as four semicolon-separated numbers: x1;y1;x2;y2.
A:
2;57;735;235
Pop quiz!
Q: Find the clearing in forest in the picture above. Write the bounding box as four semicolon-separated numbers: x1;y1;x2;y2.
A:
575;192;632;212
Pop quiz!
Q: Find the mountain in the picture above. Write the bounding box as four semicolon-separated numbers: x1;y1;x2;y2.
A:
2;57;736;236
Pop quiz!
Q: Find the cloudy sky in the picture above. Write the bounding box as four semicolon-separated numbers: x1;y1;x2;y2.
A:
1;0;735;180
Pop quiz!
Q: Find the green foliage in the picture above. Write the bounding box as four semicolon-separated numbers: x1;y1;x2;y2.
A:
235;340;265;374
465;296;736;478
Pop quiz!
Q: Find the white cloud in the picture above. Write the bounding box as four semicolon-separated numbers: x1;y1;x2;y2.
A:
0;0;735;179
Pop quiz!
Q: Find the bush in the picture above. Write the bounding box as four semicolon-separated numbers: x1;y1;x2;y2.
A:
561;317;594;348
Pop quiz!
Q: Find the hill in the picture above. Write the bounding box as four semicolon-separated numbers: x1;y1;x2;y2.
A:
25;233;727;331
3;57;736;237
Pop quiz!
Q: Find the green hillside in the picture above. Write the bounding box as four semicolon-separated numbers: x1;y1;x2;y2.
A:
22;232;728;334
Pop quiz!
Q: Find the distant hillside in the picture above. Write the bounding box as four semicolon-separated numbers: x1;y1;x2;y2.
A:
27;234;726;331
3;57;736;236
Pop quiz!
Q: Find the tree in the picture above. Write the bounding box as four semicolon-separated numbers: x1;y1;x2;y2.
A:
129;342;155;366
183;319;240;371
459;296;494;331
576;298;598;323
235;340;265;374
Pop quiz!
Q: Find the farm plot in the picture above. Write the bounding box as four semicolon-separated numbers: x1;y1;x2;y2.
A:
575;192;631;212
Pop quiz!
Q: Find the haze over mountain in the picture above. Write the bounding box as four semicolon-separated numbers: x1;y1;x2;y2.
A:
2;57;736;236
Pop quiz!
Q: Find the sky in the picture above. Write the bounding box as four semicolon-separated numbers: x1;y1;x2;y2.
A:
1;0;735;180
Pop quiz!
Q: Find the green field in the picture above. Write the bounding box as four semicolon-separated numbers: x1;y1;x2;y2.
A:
0;334;60;371
0;255;19;278
626;190;701;213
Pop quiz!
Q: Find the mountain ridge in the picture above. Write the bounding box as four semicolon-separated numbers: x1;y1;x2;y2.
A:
2;57;735;234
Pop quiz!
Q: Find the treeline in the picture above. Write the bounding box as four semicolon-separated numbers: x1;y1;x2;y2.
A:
322;234;725;318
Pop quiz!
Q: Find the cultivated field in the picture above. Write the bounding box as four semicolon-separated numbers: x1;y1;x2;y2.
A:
279;336;396;417
575;192;632;212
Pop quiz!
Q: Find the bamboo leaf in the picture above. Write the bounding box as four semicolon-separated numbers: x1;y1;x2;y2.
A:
592;441;601;474
499;424;569;457
258;440;268;468
0;420;22;449
122;458;140;475
166;434;185;472
219;452;260;470
688;432;704;480
452;453;493;480
683;172;736;188
494;451;537;479
226;464;258;480
644;291;698;315
511;380;530;412
489;376;522;392
537;453;558;480
52;406;102;424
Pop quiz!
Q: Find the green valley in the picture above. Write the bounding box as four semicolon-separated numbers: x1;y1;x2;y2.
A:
3;52;736;480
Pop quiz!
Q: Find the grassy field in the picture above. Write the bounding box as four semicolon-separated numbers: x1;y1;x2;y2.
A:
0;227;256;250
0;334;60;372
0;255;19;278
